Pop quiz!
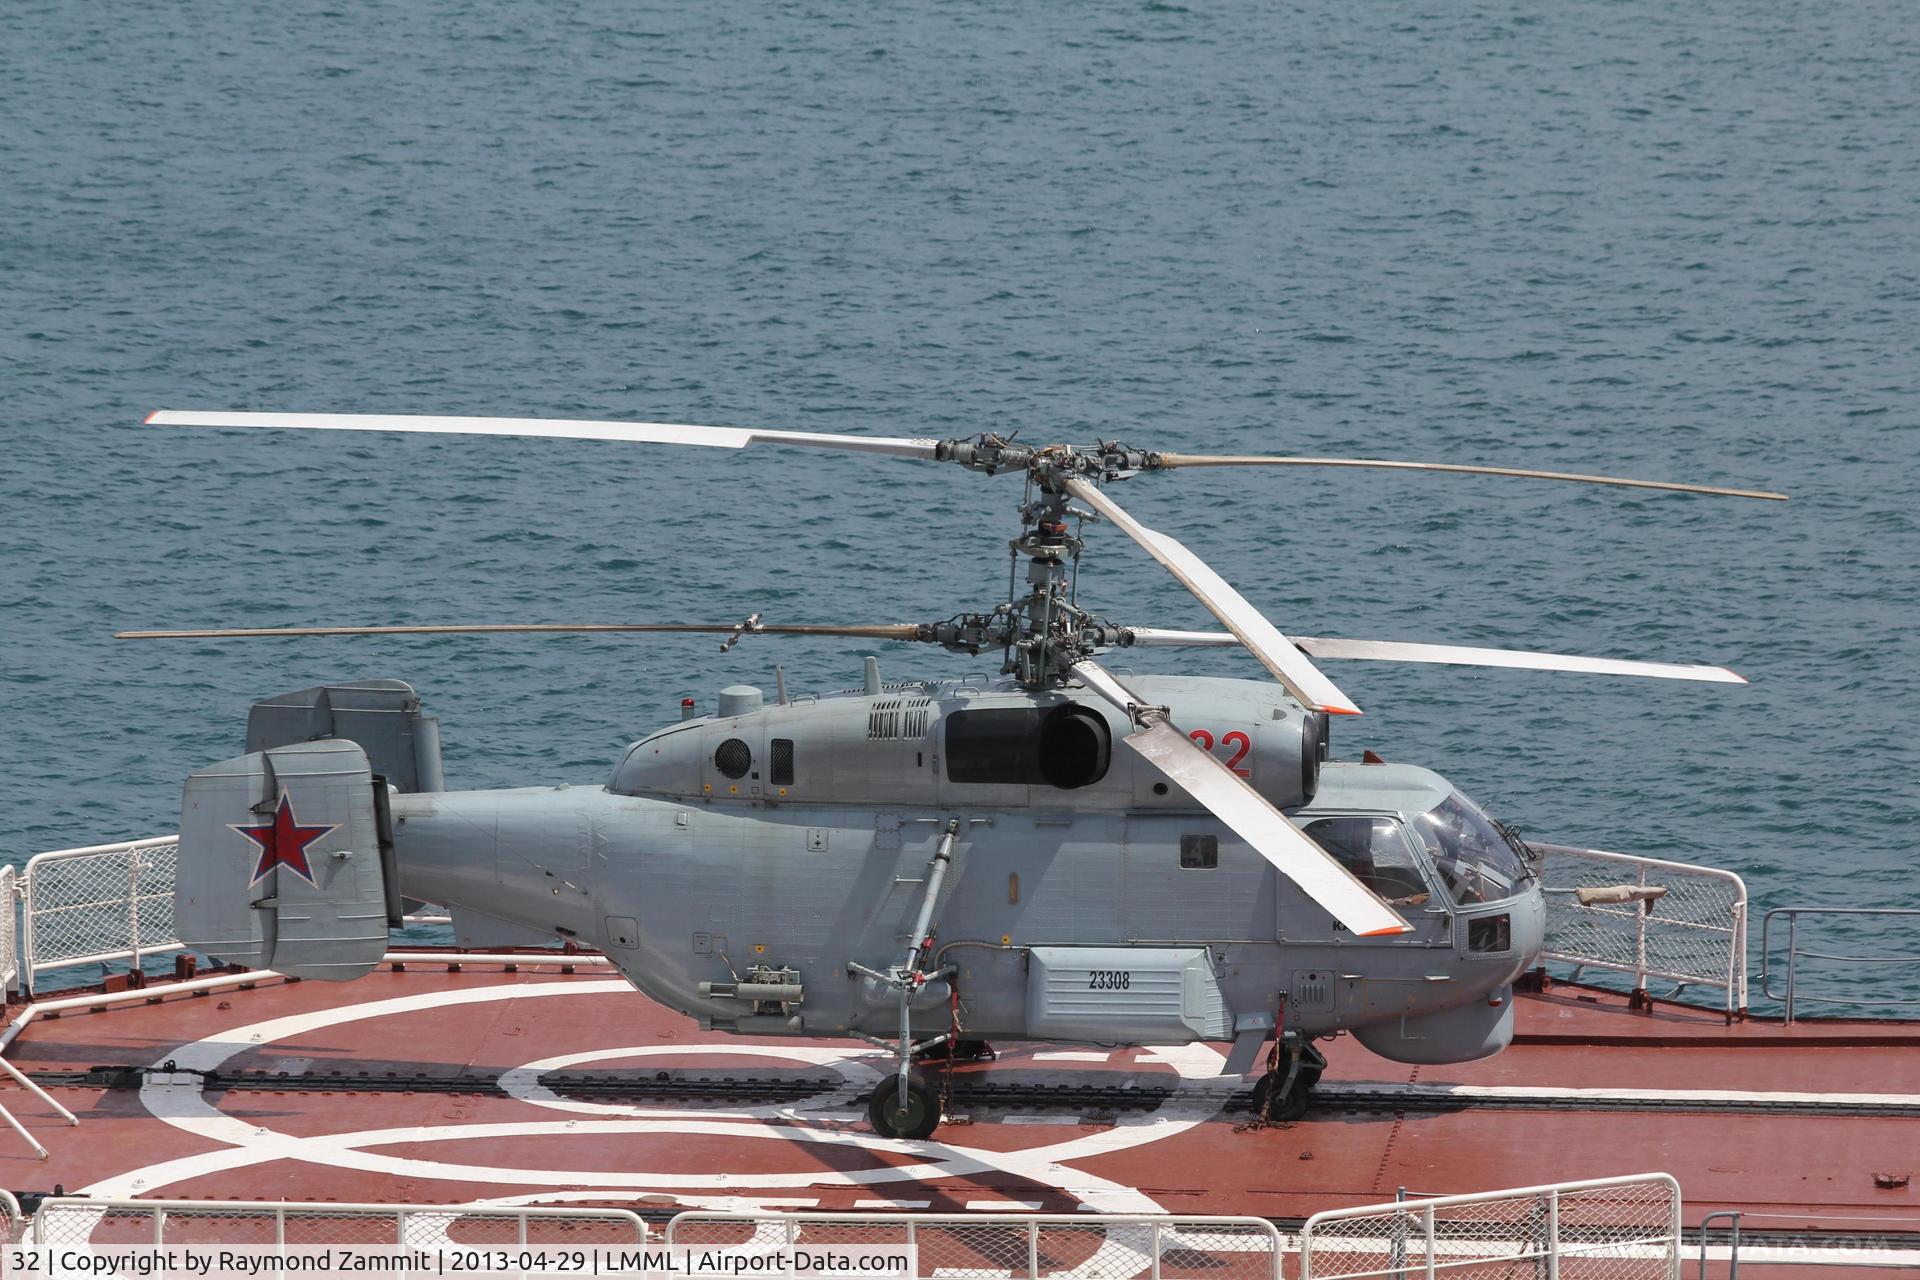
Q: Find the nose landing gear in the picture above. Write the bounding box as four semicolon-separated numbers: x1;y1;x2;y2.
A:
1250;1033;1327;1122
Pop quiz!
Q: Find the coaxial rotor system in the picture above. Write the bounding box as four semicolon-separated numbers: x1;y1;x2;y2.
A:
131;408;1779;713
124;407;1783;938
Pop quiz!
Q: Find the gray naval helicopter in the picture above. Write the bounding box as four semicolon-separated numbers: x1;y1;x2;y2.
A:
125;410;1785;1139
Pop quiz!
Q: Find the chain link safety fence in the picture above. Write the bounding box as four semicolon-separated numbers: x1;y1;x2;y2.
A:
1301;1174;1681;1280
31;1199;649;1248
666;1213;1284;1280
1536;844;1748;1014
20;837;183;993
0;865;18;997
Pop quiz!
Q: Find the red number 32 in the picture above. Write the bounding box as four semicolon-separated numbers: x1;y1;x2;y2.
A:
1188;728;1253;779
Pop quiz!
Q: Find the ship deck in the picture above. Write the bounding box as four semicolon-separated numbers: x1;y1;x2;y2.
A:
2;956;1916;1275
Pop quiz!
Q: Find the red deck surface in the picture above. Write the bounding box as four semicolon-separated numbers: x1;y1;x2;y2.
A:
2;960;1915;1275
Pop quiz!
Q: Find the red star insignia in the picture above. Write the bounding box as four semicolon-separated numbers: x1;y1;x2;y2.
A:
231;790;339;887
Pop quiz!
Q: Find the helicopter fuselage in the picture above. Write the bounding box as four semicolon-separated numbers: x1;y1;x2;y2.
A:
387;673;1544;1066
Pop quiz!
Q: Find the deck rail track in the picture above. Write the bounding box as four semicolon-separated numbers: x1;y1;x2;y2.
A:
31;1064;1920;1121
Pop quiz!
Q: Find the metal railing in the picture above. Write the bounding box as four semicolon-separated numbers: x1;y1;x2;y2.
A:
666;1212;1284;1280
1696;1211;1740;1280
0;865;17;997
1299;1173;1682;1280
1760;907;1920;1023
31;1198;650;1247
20;836;182;995
1537;844;1748;1014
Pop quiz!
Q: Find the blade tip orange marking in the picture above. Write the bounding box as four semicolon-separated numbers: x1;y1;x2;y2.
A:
1359;923;1413;937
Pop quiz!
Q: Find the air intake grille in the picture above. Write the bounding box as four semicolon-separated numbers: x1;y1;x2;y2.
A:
867;697;932;740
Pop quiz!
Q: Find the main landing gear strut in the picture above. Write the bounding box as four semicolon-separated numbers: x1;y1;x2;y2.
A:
849;818;963;1141
1250;1031;1326;1122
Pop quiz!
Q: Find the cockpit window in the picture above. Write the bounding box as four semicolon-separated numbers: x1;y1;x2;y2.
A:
1301;817;1432;911
1413;793;1529;905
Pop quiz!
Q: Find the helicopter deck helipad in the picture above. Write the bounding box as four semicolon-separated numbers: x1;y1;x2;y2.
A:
3;953;1916;1275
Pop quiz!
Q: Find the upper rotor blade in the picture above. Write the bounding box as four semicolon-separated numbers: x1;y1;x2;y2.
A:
1121;628;1747;684
1155;452;1787;502
1290;636;1747;684
115;622;925;641
146;411;940;460
1068;660;1408;937
1064;477;1361;716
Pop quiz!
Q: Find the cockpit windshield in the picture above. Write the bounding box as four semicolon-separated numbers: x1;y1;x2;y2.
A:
1302;816;1433;913
1413;793;1530;905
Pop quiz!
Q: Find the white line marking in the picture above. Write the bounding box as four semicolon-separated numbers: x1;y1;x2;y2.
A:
853;1200;932;1210
88;979;1234;1216
1033;1051;1110;1062
1351;1081;1920;1106
965;1200;1045;1212
1001;1115;1083;1125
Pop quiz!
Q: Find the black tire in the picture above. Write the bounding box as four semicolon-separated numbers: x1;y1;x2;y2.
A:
1250;1069;1311;1122
868;1073;941;1140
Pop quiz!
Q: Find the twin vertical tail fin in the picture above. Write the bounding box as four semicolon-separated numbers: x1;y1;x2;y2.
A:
245;679;444;793
178;738;393;980
177;680;442;981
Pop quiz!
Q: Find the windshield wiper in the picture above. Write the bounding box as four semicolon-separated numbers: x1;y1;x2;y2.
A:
1494;819;1541;883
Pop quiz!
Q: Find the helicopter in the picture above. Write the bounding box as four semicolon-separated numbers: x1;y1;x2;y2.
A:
124;409;1785;1139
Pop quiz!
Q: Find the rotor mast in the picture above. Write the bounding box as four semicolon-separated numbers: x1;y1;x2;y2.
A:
916;439;1148;690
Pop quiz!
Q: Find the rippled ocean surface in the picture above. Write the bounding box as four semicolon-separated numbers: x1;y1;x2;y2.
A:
3;3;1915;1006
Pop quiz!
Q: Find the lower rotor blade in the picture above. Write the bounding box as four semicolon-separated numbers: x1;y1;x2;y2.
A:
1155;452;1787;502
1069;660;1409;937
1120;628;1747;684
115;622;925;641
146;411;940;460
1065;477;1361;715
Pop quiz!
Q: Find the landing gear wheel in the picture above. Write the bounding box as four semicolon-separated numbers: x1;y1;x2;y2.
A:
867;1072;941;1139
1250;1068;1312;1122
